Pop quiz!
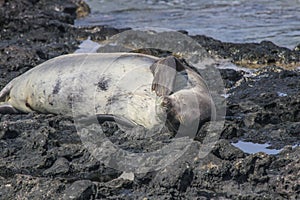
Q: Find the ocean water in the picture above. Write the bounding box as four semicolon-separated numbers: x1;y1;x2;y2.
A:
75;0;300;49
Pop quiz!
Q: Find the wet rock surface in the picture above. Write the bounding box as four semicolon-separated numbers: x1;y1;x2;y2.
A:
0;0;299;199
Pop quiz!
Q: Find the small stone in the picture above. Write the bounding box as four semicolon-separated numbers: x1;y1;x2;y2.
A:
63;180;96;200
294;44;300;51
119;172;135;181
43;157;70;176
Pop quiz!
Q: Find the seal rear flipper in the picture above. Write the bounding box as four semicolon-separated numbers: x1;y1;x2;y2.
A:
96;114;137;129
150;56;186;96
0;82;19;114
0;81;14;102
0;103;20;114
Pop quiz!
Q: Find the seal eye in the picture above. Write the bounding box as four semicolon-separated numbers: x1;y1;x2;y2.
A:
161;97;171;109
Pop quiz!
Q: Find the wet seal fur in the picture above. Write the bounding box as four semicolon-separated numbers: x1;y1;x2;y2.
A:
0;53;215;132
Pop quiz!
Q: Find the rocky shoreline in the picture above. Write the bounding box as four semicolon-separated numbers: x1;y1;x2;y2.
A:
0;0;299;199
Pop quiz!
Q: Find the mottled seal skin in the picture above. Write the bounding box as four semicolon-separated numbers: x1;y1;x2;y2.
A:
0;53;215;132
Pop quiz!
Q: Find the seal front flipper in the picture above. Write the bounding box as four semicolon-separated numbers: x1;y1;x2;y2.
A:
150;56;186;96
96;114;137;129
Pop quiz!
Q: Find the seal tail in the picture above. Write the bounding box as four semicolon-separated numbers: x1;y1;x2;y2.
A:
0;81;13;102
0;103;19;114
0;81;20;114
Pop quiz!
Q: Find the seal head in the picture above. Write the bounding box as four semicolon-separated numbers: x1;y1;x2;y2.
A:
150;56;215;133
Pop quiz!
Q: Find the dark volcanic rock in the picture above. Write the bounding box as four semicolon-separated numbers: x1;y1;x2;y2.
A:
43;157;70;176
219;68;245;88
63;180;96;200
0;0;126;88
0;0;299;199
192;35;300;69
224;66;300;149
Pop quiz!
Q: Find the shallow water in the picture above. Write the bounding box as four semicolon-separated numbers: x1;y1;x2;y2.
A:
232;141;282;155
232;141;299;155
74;38;100;53
76;0;300;49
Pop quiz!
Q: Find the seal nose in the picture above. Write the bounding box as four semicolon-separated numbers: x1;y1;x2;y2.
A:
161;97;184;124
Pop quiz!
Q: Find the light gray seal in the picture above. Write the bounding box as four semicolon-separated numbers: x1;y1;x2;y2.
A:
0;53;214;132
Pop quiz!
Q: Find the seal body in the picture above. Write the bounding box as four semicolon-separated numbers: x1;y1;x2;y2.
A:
0;53;214;131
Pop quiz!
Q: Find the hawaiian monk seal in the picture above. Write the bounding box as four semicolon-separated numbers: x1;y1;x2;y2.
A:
0;53;215;132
